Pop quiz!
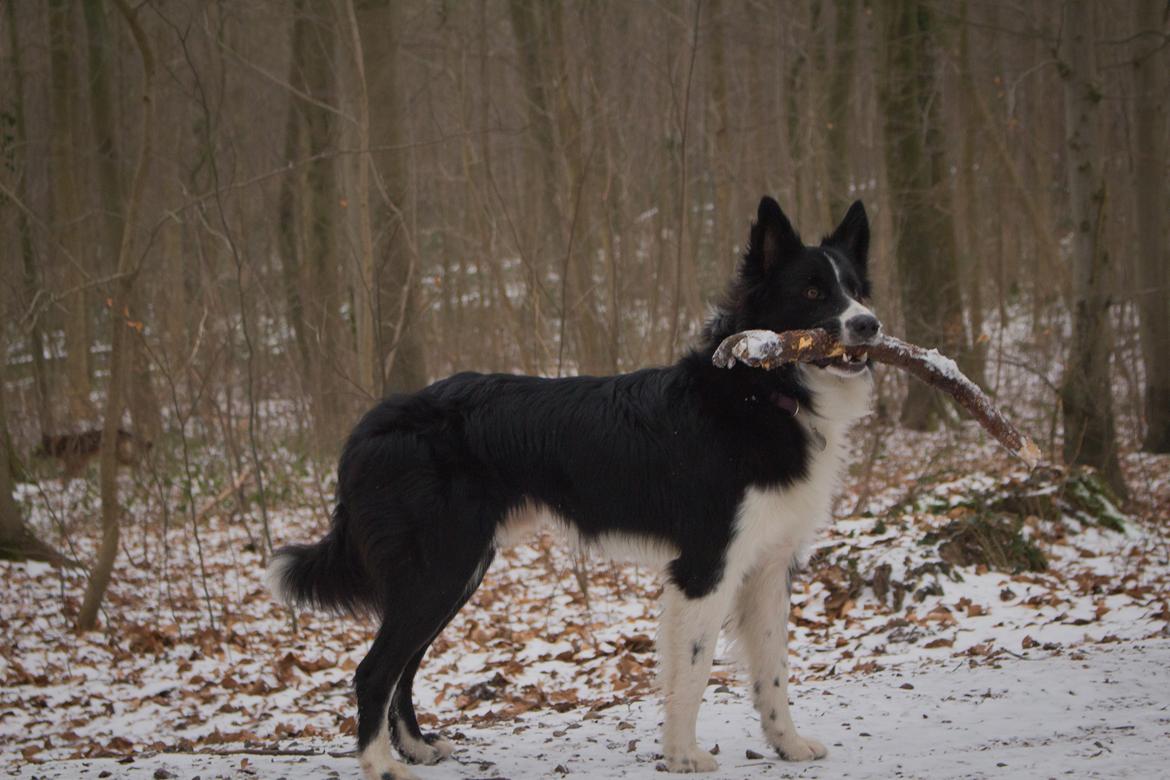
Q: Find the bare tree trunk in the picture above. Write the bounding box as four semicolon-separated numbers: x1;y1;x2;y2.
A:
507;0;557;362
48;0;93;423
365;0;428;393
706;0;732;287
954;0;987;387
544;0;609;373
276;1;311;383
5;0;54;437
0;308;64;564
343;0;379;401
877;0;967;430
82;0;121;278
343;0;428;396
826;0;858;220
783;53;802;219
666;0;703;362
303;4;344;436
585;1;625;373
278;0;342;450
806;0;831;230
1131;0;1170;452
1057;0;1125;496
83;0;162;445
77;0;155;631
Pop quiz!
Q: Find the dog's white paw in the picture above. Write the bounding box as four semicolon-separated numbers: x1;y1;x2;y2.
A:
396;732;454;765
427;734;455;760
773;733;828;762
663;746;719;773
360;757;419;780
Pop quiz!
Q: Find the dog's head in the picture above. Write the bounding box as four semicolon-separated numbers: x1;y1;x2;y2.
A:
707;197;880;379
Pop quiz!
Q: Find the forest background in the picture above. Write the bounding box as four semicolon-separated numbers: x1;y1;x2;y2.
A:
0;4;1168;768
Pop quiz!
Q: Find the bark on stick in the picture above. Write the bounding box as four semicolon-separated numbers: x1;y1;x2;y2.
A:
713;329;1042;468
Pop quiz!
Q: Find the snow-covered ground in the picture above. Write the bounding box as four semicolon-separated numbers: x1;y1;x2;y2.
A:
4;309;1169;778
4;443;1168;778
9;637;1170;779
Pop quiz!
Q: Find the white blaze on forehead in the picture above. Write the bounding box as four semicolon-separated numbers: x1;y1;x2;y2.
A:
822;250;844;285
822;250;878;341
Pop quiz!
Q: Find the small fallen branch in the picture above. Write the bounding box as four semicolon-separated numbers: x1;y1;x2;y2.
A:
194;466;255;526
713;329;1042;469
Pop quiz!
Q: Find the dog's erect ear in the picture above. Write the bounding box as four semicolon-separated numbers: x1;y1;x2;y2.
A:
824;200;870;271
746;196;802;274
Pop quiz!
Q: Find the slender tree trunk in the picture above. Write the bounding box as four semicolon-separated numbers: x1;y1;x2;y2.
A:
48;0;93;423
784;0;813;223
279;0;341;450
706;0;732;287
77;0;155;630
1131;0;1170;452
544;0;608;373
826;0;858;220
585;1;625;372
0;309;64;564
878;0;967;430
82;0;120;278
508;0;557;361
953;0;986;386
343;0;427;396
83;0;162;445
665;0;703;362
1057;0;1125;496
806;0;831;229
365;0;428;393
276;1;311;382
343;0;379;400
304;6;343;437
5;0;54;437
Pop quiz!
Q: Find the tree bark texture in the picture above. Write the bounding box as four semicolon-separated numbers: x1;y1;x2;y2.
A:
5;0;55;437
877;0;968;431
0;309;64;564
1057;0;1126;495
826;0;858;221
278;0;342;450
1131;0;1170;453
77;0;155;630
49;0;93;423
83;0;162;444
353;0;429;395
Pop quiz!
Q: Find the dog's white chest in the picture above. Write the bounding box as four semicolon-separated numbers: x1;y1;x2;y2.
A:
728;376;869;575
729;441;847;573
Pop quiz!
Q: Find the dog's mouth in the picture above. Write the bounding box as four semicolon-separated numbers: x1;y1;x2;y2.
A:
811;351;868;376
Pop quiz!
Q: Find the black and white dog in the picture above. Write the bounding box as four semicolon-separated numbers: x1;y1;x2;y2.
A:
270;197;880;779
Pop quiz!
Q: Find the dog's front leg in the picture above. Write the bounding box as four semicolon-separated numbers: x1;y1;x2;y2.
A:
658;583;731;773
733;553;827;762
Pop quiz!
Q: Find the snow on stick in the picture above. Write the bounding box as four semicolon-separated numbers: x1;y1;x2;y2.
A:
712;329;1043;468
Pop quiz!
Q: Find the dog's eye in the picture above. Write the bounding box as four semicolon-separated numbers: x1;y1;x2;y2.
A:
803;286;823;301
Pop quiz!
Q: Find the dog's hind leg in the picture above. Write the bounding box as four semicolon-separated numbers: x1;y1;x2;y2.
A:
389;649;453;765
356;546;492;779
732;551;827;762
355;624;417;780
390;550;493;764
658;582;734;773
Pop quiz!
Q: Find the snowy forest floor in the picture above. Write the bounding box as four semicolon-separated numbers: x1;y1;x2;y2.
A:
4;360;1170;779
8;636;1170;779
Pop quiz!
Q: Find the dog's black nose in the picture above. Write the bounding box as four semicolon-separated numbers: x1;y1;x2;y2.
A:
846;314;881;342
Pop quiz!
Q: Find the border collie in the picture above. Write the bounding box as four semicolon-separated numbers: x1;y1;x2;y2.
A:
270;197;880;779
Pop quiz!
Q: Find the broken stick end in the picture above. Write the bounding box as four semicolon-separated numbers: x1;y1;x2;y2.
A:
1019;438;1043;470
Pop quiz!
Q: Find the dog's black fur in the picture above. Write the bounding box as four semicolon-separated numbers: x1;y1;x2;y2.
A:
271;197;877;777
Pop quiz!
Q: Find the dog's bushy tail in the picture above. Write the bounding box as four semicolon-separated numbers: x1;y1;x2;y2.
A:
267;504;377;617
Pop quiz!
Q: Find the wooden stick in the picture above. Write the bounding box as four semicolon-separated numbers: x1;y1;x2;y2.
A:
193;466;254;525
713;329;1042;468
